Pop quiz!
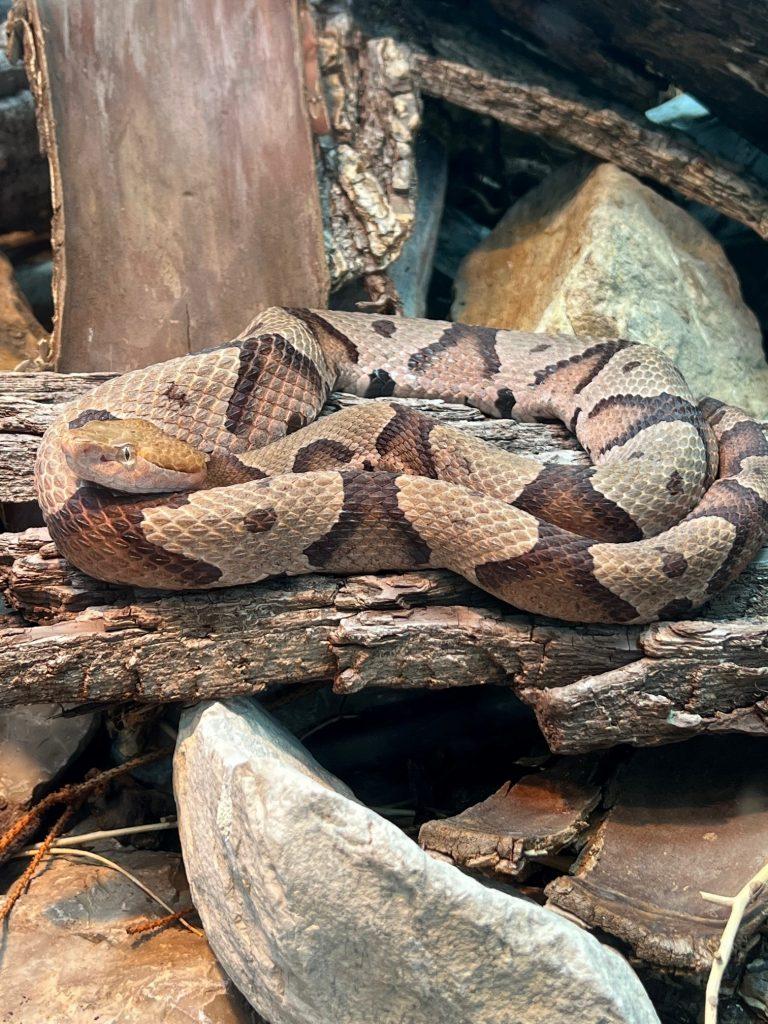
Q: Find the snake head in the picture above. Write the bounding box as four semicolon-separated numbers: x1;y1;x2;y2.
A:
62;418;208;493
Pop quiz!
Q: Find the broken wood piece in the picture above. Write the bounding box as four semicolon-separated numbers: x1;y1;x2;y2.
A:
9;0;329;371
546;737;768;972
419;756;603;877
413;53;768;240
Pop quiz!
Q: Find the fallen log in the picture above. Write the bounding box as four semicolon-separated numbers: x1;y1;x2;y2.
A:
0;371;767;755
413;53;768;240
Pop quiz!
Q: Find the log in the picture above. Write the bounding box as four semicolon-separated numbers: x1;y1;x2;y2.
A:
8;0;329;372
491;0;768;151
1;371;767;758
413;53;768;241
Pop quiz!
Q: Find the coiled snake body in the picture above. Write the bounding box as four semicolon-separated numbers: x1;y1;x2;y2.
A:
35;308;768;624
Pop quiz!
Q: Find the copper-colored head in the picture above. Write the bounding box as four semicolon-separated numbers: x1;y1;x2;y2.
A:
62;418;208;493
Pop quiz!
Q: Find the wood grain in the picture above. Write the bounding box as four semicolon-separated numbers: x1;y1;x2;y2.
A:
10;0;329;371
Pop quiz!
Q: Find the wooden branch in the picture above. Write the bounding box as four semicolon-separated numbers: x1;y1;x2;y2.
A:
413;53;768;240
1;370;767;756
490;0;768;151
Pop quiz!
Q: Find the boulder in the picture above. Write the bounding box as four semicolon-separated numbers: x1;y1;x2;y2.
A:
0;847;261;1023
174;698;659;1024
0;703;97;833
453;161;768;415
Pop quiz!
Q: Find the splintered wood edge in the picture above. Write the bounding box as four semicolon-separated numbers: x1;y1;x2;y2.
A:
7;1;62;369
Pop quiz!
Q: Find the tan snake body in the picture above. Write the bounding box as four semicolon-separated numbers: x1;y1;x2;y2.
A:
34;308;768;624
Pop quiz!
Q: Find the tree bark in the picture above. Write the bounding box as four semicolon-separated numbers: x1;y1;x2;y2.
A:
413;53;768;241
1;371;767;755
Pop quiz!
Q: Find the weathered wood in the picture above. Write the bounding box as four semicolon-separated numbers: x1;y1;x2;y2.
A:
413;53;768;241
419;756;603;877
546;738;768;972
1;370;766;755
312;3;420;288
491;0;768;150
9;0;329;372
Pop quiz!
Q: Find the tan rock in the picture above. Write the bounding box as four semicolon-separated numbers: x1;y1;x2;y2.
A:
0;251;48;371
453;161;768;415
0;848;262;1023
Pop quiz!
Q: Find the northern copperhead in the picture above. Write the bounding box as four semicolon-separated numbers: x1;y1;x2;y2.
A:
34;308;768;624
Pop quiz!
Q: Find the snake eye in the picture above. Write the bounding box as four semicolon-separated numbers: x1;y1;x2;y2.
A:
120;445;135;465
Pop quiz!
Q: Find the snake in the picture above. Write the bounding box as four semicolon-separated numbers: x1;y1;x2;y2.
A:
34;307;768;625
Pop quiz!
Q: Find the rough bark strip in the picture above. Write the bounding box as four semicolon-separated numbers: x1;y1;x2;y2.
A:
413;53;768;240
312;3;421;286
8;0;329;372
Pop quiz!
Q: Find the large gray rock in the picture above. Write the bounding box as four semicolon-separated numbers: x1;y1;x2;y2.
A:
0;703;97;832
0;847;261;1023
174;699;659;1024
453;161;768;416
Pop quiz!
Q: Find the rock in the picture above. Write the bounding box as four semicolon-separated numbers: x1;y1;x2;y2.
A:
0;847;262;1023
388;134;448;317
0;703;98;832
174;698;659;1024
0;250;48;371
453;161;768;415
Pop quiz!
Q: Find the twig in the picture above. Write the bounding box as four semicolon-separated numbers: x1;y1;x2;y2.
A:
10;847;203;937
703;861;768;1023
126;906;196;936
0;747;172;861
26;819;178;850
0;805;75;923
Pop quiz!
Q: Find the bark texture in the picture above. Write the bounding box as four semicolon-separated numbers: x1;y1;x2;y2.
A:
413;54;768;240
312;1;420;287
1;372;767;757
8;0;330;372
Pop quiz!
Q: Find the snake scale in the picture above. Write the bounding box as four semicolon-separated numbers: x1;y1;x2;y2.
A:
35;308;768;624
